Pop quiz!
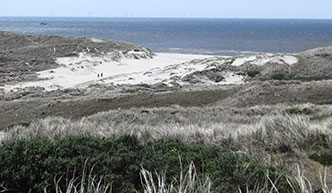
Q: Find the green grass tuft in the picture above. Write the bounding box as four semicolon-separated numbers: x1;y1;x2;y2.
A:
0;57;18;63
282;107;313;115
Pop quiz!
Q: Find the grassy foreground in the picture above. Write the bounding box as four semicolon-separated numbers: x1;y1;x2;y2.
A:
0;136;291;193
2;103;332;192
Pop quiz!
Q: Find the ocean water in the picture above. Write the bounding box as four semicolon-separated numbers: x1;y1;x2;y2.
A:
1;17;332;55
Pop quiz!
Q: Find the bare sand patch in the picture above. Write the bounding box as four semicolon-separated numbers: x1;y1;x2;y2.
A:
3;53;212;92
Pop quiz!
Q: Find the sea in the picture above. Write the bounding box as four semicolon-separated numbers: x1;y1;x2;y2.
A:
1;17;332;55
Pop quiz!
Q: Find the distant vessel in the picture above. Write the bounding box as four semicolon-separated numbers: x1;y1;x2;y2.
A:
40;21;47;25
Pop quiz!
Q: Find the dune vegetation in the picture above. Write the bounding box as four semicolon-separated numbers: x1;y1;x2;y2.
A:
1;32;332;192
1;103;332;192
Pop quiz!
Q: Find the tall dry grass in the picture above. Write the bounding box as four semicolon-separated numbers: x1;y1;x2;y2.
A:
51;162;330;193
48;160;112;193
140;161;212;193
3;103;332;191
5;103;332;150
140;161;332;193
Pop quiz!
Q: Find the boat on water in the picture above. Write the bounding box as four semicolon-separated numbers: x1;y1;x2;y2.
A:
40;21;47;25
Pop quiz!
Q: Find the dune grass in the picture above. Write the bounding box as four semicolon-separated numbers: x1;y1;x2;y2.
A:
55;164;331;193
2;103;332;192
5;103;332;150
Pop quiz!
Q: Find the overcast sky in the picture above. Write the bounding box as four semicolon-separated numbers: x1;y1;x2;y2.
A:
2;0;332;19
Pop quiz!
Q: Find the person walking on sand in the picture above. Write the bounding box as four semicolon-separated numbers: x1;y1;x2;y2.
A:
97;73;100;78
101;73;103;78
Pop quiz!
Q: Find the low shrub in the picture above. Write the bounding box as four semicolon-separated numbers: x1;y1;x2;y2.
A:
292;76;332;82
60;53;79;57
282;107;313;115
271;73;287;80
310;114;331;121
318;101;332;105
309;151;332;166
0;136;291;193
247;70;260;78
300;134;331;150
269;73;332;82
0;57;18;63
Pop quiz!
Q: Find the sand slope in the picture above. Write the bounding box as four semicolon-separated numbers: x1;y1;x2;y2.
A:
2;52;302;92
3;53;212;91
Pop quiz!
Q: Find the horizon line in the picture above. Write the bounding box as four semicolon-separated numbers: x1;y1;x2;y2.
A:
0;15;332;20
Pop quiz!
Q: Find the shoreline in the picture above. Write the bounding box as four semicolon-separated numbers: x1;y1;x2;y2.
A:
2;18;332;55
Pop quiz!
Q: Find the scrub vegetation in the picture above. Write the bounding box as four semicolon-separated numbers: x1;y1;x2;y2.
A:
2;33;332;192
2;103;332;192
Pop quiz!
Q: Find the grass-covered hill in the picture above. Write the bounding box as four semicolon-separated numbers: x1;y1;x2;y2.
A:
0;31;153;84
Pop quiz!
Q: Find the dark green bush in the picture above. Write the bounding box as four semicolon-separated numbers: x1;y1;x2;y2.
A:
282;107;313;115
309;151;332;166
0;57;18;63
0;136;141;193
271;75;332;82
318;101;332;105
271;73;287;80
247;70;260;78
310;114;331;121
0;136;291;193
60;53;79;57
292;76;332;82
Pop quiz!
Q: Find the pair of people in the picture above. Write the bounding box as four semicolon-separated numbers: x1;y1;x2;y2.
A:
97;73;103;78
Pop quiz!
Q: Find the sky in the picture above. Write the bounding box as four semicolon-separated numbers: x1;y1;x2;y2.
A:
2;0;332;19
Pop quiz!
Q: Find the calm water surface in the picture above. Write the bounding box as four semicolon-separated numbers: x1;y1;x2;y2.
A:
1;17;332;55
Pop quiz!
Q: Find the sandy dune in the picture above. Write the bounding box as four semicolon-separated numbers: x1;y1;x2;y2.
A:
3;53;211;91
1;52;301;93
